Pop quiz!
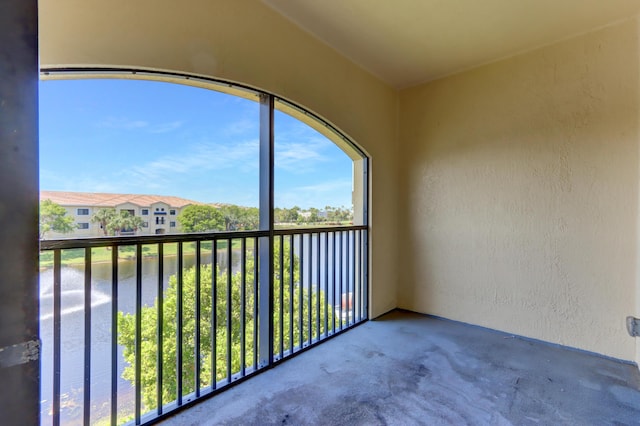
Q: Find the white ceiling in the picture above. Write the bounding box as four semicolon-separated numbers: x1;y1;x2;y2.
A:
263;0;640;89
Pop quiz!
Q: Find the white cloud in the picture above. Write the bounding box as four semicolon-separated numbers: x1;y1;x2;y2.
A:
96;117;185;134
275;179;352;209
275;139;330;173
122;139;259;183
96;117;149;130
40;170;122;193
224;119;256;136
149;121;184;134
298;180;352;193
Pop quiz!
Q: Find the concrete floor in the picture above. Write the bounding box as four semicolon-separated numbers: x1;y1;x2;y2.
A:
160;310;640;425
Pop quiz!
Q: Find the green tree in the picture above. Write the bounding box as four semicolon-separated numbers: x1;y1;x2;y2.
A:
219;205;260;231
118;241;333;411
178;205;224;233
219;205;242;231
242;207;259;230
91;208;117;236
324;205;353;223
91;208;145;236
274;207;284;223
307;207;322;223
39;199;75;239
277;207;298;224
113;210;145;235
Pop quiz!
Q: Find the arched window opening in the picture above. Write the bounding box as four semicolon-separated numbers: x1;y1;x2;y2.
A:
274;98;366;228
38;69;368;425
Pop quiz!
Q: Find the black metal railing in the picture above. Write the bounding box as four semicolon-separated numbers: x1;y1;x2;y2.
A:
39;226;367;425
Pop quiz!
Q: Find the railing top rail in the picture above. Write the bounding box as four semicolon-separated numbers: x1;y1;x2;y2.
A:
40;230;269;250
39;225;368;251
273;225;367;236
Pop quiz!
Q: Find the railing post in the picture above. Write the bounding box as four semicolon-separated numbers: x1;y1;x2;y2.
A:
258;93;274;367
362;159;370;319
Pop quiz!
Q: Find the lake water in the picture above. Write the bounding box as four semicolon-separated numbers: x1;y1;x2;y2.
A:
39;250;229;425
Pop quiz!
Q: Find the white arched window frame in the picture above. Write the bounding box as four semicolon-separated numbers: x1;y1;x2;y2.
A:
39;67;369;425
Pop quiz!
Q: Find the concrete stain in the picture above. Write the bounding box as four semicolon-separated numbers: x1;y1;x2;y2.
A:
161;312;640;426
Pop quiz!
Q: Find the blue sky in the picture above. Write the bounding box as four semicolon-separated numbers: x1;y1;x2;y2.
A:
39;79;354;209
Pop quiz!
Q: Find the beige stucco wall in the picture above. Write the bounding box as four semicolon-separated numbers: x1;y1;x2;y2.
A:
38;0;640;363
399;19;640;362
39;0;399;317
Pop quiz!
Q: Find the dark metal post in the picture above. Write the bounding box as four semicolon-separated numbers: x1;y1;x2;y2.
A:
0;1;40;424
135;244;143;424
83;248;92;424
156;243;164;414
53;251;61;426
258;94;274;367
111;246;119;424
362;159;370;319
240;238;247;375
195;241;201;397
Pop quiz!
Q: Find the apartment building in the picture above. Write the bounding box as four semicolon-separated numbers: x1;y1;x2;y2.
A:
40;190;200;238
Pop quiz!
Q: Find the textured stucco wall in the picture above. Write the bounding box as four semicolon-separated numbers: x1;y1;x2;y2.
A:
38;0;640;363
399;19;640;362
39;0;399;317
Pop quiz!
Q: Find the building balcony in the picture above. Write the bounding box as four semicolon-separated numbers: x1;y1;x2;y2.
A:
39;226;368;425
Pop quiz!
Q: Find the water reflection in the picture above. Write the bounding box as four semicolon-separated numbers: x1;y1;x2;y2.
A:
39;249;238;425
39;233;359;425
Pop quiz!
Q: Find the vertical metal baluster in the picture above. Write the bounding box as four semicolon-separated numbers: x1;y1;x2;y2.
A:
53;249;61;426
351;231;356;326
335;232;340;330
111;246;118;426
355;230;360;322
176;242;183;405
83;247;92;425
360;230;364;321
288;235;294;353
315;232;320;341
156;243;164;415
344;230;349;327
298;234;303;349
195;241;201;397
253;237;258;370
333;232;337;333
352;231;357;323
360;230;367;319
257;234;272;368
226;239;232;383
240;238;246;376
278;235;284;358
324;233;329;337
363;229;369;320
350;230;357;324
339;231;348;330
211;240;217;388
307;234;312;345
337;231;344;330
135;244;142;424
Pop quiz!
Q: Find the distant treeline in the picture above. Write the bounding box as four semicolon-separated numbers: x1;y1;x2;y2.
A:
179;204;353;232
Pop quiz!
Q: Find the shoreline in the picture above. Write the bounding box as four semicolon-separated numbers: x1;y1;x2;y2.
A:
39;246;252;271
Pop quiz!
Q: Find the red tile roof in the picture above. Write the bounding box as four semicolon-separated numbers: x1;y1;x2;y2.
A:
40;191;202;208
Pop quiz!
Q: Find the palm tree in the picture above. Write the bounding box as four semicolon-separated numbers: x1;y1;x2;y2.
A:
115;211;144;235
91;208;117;236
